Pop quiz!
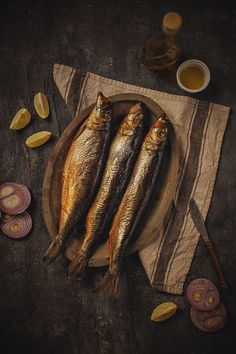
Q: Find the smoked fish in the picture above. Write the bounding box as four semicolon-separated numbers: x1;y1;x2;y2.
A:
68;102;145;278
97;114;169;294
43;92;113;264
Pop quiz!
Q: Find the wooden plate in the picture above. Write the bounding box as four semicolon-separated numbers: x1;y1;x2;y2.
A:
42;93;179;266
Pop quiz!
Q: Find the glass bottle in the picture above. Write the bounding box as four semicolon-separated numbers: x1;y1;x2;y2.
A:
141;12;182;71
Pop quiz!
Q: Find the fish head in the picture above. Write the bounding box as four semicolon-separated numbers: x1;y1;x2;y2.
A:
88;92;112;130
150;114;169;144
119;102;144;136
126;102;144;129
144;114;168;153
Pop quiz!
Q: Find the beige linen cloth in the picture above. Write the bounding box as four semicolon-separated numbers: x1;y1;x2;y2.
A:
53;63;230;295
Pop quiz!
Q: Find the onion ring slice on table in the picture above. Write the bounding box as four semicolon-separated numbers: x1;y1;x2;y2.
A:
0;183;31;215
190;302;227;332
186;278;220;311
1;213;15;224
1;211;32;239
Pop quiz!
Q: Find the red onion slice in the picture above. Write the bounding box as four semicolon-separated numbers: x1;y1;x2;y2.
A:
190;303;227;332
0;184;15;199
1;213;15;224
186;278;220;311
0;211;32;239
0;183;31;215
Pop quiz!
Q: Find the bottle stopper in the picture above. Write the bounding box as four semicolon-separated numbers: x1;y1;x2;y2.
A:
162;12;182;35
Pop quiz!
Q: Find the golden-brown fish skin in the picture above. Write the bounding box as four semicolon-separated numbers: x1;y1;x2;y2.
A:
68;102;145;277
97;114;169;294
43;92;113;264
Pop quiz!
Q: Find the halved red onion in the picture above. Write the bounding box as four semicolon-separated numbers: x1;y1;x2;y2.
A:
0;183;31;215
186;278;220;311
190;303;227;332
0;211;32;239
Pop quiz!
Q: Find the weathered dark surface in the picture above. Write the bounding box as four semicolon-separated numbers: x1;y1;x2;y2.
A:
0;1;235;353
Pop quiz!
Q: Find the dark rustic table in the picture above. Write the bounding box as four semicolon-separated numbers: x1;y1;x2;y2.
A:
0;1;235;353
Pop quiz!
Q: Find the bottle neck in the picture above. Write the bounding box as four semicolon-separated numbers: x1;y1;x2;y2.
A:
164;30;180;61
164;32;176;47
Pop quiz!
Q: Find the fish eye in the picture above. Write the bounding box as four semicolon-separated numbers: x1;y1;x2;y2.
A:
134;116;139;124
156;127;166;140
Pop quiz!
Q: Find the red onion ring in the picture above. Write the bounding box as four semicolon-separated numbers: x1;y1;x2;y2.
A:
1;213;15;224
190;303;227;332
0;211;32;239
0;183;15;199
0;183;31;215
186;278;220;311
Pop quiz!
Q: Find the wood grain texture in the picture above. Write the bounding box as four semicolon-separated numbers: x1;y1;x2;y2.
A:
0;1;236;354
42;93;179;266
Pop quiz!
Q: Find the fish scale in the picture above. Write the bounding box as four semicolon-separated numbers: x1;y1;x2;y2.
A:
60;129;107;230
68;102;145;277
97;114;169;295
43;92;113;264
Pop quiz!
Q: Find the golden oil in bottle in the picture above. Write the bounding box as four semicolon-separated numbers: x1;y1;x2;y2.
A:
141;12;182;71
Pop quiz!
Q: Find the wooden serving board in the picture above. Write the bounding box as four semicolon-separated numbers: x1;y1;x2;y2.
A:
42;93;179;267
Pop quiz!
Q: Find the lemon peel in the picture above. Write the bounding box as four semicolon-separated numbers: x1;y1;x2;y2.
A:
10;108;31;130
34;92;49;119
151;302;177;322
26;131;52;148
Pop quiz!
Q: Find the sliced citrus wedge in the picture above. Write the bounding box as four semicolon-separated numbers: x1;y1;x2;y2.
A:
26;131;52;148
34;92;49;119
151;302;177;322
10;108;31;130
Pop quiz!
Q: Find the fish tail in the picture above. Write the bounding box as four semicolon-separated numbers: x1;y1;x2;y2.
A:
67;250;89;280
95;270;119;295
43;236;63;265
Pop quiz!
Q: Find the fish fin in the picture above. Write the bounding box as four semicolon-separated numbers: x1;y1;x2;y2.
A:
43;238;62;265
67;251;88;279
95;270;119;295
107;239;111;261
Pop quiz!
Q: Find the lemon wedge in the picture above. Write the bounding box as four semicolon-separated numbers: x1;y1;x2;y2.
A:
26;131;52;148
34;92;49;119
151;302;177;322
10;108;31;130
